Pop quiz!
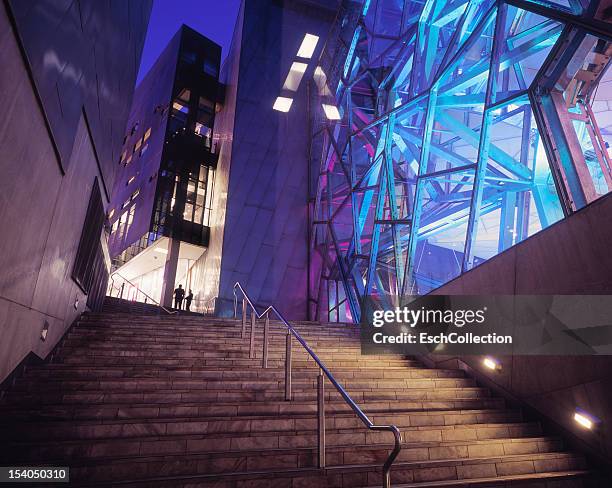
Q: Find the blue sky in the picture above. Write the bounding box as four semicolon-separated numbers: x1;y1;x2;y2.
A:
137;0;241;84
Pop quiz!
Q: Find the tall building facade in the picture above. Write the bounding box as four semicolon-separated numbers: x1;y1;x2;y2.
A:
308;0;612;322
189;0;339;319
107;26;222;309
0;0;151;382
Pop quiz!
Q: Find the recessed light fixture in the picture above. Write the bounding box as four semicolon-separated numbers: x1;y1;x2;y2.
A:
296;33;319;59
322;104;341;120
273;97;293;112
40;321;50;341
574;409;598;430
483;357;501;371
282;62;308;91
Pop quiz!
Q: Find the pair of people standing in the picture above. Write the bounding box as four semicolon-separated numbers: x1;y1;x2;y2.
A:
173;284;193;311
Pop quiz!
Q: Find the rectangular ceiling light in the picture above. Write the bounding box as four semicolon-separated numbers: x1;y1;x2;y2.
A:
297;33;319;59
322;104;341;120
273;97;293;112
314;67;331;96
282;62;308;91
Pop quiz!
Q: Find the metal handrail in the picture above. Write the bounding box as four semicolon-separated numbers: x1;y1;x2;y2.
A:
109;272;177;315
232;282;401;488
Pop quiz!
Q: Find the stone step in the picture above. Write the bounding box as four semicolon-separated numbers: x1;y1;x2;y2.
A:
0;398;508;421
58;345;404;364
60;339;372;355
11;437;566;482
1;408;527;442
2;385;493;407
2;447;589;487
2;420;544;462
67;469;601;488
55;356;417;368
76;318;360;334
10;376;477;393
21;365;461;381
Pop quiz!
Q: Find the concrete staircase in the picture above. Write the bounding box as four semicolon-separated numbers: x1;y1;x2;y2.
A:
0;311;606;487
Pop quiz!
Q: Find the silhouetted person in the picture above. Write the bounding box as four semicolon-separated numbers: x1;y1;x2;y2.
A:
185;290;193;311
173;284;185;310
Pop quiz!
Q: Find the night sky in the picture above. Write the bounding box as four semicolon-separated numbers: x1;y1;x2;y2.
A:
136;0;241;85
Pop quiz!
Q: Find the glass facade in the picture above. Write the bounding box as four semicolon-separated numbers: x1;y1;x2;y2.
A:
107;26;221;268
310;0;612;322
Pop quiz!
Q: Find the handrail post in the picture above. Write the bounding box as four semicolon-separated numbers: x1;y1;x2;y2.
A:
263;312;269;368
241;298;247;338
285;331;292;401
317;369;326;469
249;309;256;359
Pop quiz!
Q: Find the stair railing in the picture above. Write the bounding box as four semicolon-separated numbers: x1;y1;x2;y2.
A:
233;282;401;488
109;272;177;315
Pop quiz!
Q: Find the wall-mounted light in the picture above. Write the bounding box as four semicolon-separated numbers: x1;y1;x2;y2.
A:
483;357;501;371
296;34;319;59
322;104;341;120
40;321;50;341
273;97;293;113
574;409;599;430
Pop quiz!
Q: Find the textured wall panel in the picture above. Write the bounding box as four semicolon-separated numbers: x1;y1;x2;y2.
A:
430;192;612;462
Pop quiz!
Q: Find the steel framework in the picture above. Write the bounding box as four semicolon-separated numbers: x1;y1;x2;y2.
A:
309;0;612;322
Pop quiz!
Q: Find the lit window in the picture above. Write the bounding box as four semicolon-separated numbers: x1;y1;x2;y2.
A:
125;154;132;166
195;122;211;141
282;62;308;91
322;104;341;120
127;175;135;185
172;101;189;114
273;97;293;112
181;52;196;64
203;59;218;77
296;33;319;59
134;138;142;153
131;189;140;200
140;128;151;156
108;209;115;220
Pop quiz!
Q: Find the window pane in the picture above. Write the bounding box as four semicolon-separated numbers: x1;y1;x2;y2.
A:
184;202;194;221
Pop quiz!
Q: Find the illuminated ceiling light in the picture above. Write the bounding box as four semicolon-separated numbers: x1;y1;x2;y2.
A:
483;357;500;371
282;62;308;91
296;33;319;59
154;248;168;254
273;97;293;112
313;67;331;96
574;409;598;430
322;104;341;120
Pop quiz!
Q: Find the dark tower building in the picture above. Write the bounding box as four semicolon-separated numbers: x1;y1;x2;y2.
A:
107;26;222;308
